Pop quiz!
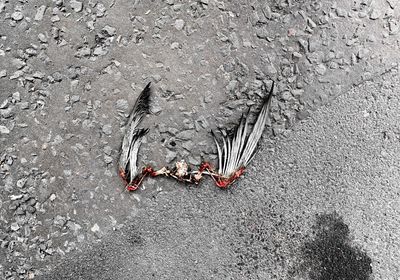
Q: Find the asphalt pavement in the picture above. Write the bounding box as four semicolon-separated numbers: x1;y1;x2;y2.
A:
42;68;400;280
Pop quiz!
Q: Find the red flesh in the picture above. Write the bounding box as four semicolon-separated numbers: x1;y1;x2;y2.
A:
215;167;245;189
199;162;213;173
121;163;246;191
121;166;157;192
142;166;157;177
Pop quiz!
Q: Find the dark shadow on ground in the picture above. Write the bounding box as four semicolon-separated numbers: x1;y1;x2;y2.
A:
302;213;372;280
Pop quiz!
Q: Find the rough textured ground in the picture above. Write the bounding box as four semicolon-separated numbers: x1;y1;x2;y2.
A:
1;0;400;279
38;68;400;280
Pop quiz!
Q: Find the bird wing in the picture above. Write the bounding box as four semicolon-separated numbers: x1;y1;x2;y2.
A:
212;81;274;179
118;81;274;191
118;83;151;183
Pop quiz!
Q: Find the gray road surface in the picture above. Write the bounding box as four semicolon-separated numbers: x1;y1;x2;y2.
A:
41;69;400;280
1;0;400;279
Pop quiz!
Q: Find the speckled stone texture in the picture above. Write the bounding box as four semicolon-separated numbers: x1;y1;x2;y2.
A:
0;0;399;279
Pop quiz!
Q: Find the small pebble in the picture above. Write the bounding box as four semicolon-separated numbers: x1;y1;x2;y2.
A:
0;125;10;134
174;19;185;30
11;222;20;231
12;91;20;101
151;104;162;115
70;0;83;12
103;146;112;155
10;194;23;200
315;64;327;75
0;99;8;109
34;5;47;21
20;102;30;109
51;15;60;22
11;11;24;21
96;3;106;17
281;91;292;101
93;46;108;56
71;95;80;103
102;124;112;135
91;223;100;232
336;8;346;17
357;48;369;59
38;33;47;43
104;155;113;164
176;130;193;140
102;25;116;36
166;150;177;163
170;42;179;49
75;46;91;57
369;9;380;20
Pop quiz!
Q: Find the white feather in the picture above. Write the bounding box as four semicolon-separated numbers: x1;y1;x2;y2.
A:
213;82;274;178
